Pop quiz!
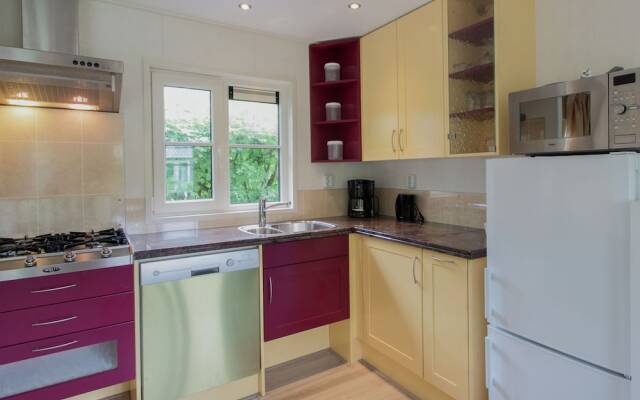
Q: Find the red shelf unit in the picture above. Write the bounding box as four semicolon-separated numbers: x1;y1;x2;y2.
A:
309;38;362;163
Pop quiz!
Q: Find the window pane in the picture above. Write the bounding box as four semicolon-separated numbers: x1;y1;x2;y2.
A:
165;146;212;201
229;100;279;145
164;86;211;143
230;148;280;204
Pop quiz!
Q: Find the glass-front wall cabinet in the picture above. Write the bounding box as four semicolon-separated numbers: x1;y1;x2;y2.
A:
447;0;496;155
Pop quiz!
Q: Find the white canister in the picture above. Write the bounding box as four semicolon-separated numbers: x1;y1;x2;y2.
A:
327;140;344;161
325;102;342;121
324;62;341;82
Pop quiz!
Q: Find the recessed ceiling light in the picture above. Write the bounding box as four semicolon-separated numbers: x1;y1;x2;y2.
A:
348;3;361;10
238;3;252;11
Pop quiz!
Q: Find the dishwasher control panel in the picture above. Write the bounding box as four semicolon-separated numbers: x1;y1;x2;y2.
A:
140;247;259;285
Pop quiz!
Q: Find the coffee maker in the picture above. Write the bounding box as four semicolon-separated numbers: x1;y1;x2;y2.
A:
348;180;377;218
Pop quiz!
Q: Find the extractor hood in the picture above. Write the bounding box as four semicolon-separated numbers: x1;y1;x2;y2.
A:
0;0;123;112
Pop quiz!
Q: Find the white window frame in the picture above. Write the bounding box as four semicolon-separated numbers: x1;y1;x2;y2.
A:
150;68;292;217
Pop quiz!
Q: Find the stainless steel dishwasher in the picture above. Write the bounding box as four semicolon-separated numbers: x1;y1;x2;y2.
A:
140;247;260;400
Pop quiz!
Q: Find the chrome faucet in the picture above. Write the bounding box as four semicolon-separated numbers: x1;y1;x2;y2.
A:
258;197;291;227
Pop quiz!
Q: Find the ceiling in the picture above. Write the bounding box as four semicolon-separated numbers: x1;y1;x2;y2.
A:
105;0;432;42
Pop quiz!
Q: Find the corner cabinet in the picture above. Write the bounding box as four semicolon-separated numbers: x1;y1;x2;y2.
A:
361;0;445;161
358;235;487;400
359;0;535;160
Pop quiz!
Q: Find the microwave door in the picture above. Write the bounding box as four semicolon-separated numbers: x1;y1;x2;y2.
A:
510;74;609;154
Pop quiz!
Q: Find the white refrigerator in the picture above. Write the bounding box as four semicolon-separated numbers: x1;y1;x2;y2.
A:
486;154;640;400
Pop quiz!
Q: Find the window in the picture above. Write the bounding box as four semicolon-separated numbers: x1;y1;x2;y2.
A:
151;69;291;216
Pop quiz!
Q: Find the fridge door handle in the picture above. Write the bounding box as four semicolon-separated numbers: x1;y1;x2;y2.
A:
484;268;491;320
485;336;492;389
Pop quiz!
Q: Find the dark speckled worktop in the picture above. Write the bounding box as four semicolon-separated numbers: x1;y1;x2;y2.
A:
128;216;486;261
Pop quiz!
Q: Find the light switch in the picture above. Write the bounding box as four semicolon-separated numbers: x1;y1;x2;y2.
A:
324;174;335;188
408;174;417;189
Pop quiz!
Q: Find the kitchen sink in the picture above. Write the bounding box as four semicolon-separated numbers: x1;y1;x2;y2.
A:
238;221;336;236
239;226;284;236
270;221;336;233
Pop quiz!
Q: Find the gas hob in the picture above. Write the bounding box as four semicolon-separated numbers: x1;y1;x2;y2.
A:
0;228;132;282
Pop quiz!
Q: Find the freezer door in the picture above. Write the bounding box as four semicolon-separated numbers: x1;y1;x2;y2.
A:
487;154;638;376
487;327;630;400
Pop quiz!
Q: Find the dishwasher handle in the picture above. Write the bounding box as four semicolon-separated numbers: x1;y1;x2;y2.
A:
191;267;220;277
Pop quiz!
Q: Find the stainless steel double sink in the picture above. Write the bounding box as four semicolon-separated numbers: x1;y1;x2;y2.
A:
239;221;336;236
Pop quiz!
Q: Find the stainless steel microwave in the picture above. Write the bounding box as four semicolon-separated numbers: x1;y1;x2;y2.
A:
509;68;640;155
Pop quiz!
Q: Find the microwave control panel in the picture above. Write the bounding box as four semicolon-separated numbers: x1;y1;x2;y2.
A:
610;67;640;149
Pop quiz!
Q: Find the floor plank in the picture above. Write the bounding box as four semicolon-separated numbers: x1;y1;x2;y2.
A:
263;362;412;400
266;349;346;392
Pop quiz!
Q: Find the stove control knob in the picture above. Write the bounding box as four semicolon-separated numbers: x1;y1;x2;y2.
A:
64;251;77;263
226;258;235;267
24;255;37;267
100;247;113;258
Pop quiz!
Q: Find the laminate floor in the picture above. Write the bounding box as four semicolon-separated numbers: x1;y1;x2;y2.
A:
262;362;413;400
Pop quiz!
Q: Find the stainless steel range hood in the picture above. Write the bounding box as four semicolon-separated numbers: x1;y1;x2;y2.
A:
0;0;123;112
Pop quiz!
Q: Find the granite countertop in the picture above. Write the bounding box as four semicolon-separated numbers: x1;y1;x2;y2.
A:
129;216;486;261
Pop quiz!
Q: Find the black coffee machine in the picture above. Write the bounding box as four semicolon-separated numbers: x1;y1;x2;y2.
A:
348;180;377;218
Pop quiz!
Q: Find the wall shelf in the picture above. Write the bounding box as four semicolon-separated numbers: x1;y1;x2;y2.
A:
312;79;359;88
309;37;362;163
314;118;360;126
449;62;494;83
448;17;494;46
450;107;495;121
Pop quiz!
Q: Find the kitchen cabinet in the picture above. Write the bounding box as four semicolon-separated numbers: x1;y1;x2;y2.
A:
423;250;470;399
398;1;446;159
263;236;350;341
360;0;535;159
0;265;135;400
360;21;399;161
361;0;445;161
356;236;487;400
360;236;423;375
445;0;535;156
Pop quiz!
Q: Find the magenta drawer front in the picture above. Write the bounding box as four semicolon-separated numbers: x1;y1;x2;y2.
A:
0;265;133;313
263;256;350;341
0;322;135;400
263;235;349;269
0;292;134;348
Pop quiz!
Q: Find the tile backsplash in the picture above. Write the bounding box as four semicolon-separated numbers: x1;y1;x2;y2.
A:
0;106;124;237
376;188;486;229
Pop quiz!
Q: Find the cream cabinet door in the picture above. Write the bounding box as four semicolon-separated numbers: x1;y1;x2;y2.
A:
423;250;469;400
361;21;400;161
397;0;446;159
361;236;423;375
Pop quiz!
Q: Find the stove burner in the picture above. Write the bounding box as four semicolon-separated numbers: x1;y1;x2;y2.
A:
0;228;128;259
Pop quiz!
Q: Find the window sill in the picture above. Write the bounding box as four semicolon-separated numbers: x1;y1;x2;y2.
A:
148;204;299;227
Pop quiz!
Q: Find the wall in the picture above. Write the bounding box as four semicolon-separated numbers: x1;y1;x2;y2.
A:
0;107;125;237
75;0;376;233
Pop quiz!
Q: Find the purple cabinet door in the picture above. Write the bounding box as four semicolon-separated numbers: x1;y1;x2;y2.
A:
263;235;349;269
0;265;133;313
0;292;134;348
0;322;135;400
263;256;349;341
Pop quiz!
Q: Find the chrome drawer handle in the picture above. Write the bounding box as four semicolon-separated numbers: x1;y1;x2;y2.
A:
269;276;273;305
32;340;79;353
431;256;455;264
32;315;78;327
31;284;77;294
391;130;397;152
412;256;419;284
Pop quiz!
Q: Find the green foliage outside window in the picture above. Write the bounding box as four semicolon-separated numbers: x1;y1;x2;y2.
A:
164;117;280;204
